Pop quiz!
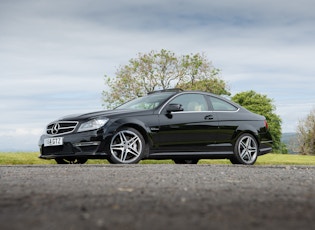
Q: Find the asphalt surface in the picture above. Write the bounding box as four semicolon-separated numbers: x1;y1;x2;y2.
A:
0;164;315;230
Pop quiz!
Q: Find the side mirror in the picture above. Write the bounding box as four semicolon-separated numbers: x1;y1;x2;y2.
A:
166;103;183;113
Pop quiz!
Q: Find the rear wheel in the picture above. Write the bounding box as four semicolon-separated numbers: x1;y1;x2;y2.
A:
173;159;199;164
55;158;88;164
230;133;258;165
109;127;146;164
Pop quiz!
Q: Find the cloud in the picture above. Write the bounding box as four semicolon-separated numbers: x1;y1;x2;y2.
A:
0;0;314;151
0;128;43;137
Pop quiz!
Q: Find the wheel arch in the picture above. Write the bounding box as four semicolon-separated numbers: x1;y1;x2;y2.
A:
119;123;148;140
114;122;152;158
232;124;260;147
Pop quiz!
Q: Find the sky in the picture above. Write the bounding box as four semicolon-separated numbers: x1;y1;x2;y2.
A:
1;0;314;151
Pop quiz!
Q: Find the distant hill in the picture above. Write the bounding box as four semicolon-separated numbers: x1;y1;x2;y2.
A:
281;133;297;144
281;132;298;154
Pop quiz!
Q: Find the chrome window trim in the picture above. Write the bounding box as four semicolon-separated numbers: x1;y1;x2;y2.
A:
158;92;240;114
171;111;213;114
170;108;240;114
212;108;240;113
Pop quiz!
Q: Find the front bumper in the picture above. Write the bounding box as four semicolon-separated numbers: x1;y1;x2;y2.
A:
38;130;110;159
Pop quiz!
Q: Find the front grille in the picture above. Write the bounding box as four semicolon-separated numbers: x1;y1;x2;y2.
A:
46;121;78;135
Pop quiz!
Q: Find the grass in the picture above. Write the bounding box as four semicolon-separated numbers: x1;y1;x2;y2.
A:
0;152;315;165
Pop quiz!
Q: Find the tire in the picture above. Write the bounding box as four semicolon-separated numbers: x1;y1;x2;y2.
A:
230;133;258;165
173;159;199;164
109;127;146;164
55;158;88;164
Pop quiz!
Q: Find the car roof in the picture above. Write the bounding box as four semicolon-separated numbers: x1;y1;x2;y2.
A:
148;88;183;94
149;88;224;98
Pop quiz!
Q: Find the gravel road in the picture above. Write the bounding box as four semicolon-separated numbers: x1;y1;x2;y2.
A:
0;164;315;230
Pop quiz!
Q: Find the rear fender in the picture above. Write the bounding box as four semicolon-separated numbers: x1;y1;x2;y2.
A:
232;123;260;145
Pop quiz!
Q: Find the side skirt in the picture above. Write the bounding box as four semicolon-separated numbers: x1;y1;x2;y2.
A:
147;151;234;160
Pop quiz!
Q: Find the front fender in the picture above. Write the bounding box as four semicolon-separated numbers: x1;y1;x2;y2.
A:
106;116;159;150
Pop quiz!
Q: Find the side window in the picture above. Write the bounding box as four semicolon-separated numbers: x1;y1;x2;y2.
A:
170;94;208;111
210;97;238;111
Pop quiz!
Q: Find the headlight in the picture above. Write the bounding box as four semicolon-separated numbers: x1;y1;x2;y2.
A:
77;118;108;132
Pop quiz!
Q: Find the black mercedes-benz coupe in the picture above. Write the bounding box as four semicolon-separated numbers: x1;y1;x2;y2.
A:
38;89;273;165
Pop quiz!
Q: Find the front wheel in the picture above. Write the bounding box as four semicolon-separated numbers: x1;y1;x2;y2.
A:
109;127;146;164
230;133;258;165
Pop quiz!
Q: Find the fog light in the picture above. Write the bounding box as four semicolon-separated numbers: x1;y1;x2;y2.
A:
74;142;100;147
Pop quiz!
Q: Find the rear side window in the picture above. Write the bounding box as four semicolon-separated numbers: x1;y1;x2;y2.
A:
210;97;238;111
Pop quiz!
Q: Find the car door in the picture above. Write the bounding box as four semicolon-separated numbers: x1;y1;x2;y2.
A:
157;93;219;152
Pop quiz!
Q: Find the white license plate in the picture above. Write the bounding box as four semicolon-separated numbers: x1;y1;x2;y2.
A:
44;137;64;146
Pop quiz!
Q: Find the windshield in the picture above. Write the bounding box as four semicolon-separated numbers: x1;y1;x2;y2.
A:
116;92;176;110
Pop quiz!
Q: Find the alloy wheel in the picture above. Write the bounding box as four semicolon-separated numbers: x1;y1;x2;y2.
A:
237;135;258;164
110;129;143;164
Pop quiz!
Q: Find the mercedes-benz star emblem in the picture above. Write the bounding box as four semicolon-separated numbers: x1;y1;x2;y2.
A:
52;123;60;134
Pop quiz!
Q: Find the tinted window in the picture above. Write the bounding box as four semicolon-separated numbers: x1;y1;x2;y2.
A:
210;97;238;111
170;94;208;111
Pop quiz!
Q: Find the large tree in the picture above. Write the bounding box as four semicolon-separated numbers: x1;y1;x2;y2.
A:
103;49;230;108
231;90;285;153
295;108;315;155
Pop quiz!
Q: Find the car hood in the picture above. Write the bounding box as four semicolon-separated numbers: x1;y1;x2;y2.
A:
58;109;152;121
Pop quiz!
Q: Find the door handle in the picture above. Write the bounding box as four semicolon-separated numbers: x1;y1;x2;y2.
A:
204;115;214;120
